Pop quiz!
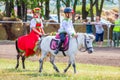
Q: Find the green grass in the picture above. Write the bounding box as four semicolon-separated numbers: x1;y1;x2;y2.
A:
0;58;120;80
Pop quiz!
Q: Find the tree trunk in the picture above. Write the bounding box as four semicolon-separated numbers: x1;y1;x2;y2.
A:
5;0;10;17
96;0;104;17
22;0;27;21
6;0;14;17
66;0;70;7
72;0;78;22
16;0;27;21
90;0;94;21
16;0;22;19
57;0;60;23
45;0;50;20
82;0;88;19
95;0;99;16
99;0;104;16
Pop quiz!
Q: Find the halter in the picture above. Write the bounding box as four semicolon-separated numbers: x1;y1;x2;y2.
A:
76;34;92;52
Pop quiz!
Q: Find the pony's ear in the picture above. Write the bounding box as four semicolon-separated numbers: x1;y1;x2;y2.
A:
88;34;95;41
83;33;87;37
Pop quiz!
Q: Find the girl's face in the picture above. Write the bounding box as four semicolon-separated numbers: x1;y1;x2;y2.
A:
65;13;72;18
34;12;40;17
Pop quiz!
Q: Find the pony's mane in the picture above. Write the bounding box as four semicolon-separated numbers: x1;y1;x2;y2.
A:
77;32;95;41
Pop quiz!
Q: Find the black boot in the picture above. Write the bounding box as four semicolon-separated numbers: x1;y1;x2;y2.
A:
54;41;62;54
54;49;59;54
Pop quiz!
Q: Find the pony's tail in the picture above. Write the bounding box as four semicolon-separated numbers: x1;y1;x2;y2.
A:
15;40;20;53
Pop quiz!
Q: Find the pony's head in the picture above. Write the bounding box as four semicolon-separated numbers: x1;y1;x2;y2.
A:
77;33;95;54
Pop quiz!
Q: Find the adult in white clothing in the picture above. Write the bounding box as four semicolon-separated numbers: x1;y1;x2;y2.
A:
94;16;104;47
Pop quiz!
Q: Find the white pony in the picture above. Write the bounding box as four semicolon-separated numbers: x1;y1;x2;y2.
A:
39;33;95;73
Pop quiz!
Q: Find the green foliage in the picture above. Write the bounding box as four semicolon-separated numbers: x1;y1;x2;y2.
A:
11;9;16;18
29;0;39;9
76;5;96;17
76;5;82;14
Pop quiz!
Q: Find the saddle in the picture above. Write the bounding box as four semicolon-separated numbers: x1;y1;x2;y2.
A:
50;33;69;55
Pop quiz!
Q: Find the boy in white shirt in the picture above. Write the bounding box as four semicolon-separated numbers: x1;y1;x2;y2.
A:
54;7;77;54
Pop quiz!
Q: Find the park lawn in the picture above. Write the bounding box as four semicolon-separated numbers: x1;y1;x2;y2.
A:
0;58;120;80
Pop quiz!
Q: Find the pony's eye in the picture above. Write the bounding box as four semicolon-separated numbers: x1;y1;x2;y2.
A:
87;41;89;43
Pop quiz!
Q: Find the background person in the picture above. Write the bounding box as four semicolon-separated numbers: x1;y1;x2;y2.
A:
83;19;93;34
112;14;120;47
93;16;104;47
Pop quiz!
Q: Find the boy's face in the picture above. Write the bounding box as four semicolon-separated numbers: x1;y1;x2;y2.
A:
65;12;72;18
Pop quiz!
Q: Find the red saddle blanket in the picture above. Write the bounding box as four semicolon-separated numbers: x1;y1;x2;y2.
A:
50;34;69;51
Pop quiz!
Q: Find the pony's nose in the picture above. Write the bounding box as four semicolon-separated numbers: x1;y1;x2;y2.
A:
88;48;93;54
88;50;93;54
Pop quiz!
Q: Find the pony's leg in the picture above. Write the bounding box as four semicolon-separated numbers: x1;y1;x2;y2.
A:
70;55;76;73
50;55;59;72
22;55;25;69
64;54;76;73
72;63;76;73
15;40;21;69
39;51;47;72
64;60;71;73
39;58;43;72
15;54;20;69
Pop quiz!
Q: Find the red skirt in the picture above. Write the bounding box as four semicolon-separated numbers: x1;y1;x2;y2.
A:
17;30;39;57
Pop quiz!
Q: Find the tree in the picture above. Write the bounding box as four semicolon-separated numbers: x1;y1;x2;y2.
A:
82;0;88;19
5;0;14;17
57;0;60;22
39;0;44;18
45;0;50;20
16;0;27;21
95;0;104;17
90;0;96;21
61;0;70;7
82;0;104;20
72;0;78;22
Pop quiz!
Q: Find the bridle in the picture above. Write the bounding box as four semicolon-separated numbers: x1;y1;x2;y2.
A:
76;35;93;52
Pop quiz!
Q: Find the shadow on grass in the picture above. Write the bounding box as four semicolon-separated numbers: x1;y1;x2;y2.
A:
3;68;37;73
2;68;68;78
24;72;68;78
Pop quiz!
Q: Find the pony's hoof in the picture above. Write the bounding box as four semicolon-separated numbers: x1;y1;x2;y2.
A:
15;67;18;69
56;70;60;73
39;70;42;73
15;66;18;69
64;69;67;73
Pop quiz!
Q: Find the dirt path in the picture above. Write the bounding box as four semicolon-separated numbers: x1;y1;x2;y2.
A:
0;41;120;67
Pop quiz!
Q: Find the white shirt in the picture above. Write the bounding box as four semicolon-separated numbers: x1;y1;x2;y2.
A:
30;18;43;31
58;19;76;35
95;21;104;34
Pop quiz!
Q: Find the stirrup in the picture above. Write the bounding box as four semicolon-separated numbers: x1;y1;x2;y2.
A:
54;49;59;54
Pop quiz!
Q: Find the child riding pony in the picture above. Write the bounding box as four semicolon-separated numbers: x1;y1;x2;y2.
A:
15;7;45;69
